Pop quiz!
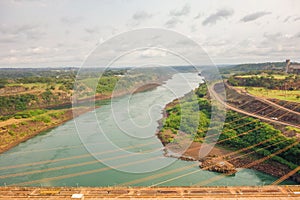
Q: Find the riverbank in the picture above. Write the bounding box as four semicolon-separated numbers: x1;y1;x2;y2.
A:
1;72;291;187
157;100;300;183
161;138;300;182
0;107;94;154
0;82;163;154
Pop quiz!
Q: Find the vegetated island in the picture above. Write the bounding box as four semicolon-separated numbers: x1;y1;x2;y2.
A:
157;64;300;183
0;67;177;154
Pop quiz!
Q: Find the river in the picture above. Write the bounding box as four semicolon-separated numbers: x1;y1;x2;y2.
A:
0;73;295;187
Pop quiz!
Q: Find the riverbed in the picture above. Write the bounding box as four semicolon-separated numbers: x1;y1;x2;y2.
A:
0;73;295;186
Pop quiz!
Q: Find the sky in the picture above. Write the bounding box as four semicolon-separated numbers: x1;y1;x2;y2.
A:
0;0;300;67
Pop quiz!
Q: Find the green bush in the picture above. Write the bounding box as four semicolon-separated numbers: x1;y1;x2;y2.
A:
162;83;211;141
0;115;11;121
14;109;46;119
20;121;28;125
0;94;37;114
49;111;65;119
8;130;15;136
33;115;51;123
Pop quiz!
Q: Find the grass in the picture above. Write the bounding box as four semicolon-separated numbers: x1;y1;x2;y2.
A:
6;82;48;89
79;78;99;89
235;86;300;103
14;109;46;119
235;74;291;80
6;82;65;92
0;108;72;152
48;110;65;119
33;115;51;123
286;126;300;133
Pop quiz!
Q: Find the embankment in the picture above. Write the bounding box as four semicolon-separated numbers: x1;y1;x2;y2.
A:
0;107;92;154
156;97;300;183
0;83;163;154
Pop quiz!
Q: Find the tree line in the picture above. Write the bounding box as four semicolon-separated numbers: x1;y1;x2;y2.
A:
228;74;300;90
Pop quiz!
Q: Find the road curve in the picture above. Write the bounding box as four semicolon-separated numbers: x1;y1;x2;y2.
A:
225;82;300;116
209;83;300;130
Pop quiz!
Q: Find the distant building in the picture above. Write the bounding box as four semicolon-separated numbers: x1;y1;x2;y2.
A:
286;59;300;74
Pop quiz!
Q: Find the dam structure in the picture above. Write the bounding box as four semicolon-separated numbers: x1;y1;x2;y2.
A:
1;186;300;199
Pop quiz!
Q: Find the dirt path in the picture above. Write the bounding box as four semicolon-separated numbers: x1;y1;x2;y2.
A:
0;118;29;128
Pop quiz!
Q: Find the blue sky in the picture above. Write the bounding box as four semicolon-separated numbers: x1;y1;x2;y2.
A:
0;0;300;67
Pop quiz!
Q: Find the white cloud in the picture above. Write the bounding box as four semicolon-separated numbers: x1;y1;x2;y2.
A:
85;27;99;34
165;17;182;28
294;17;300;22
127;11;153;27
241;11;271;22
9;49;19;54
0;24;45;42
139;49;167;58
202;8;234;26
169;4;190;17
61;16;84;25
0;24;38;35
283;16;292;23
26;47;52;54
132;11;152;20
194;13;203;20
1;0;300;67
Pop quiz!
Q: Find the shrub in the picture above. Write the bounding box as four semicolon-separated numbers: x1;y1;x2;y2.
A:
20;121;28;125
14;109;46;119
33;115;51;123
49;111;65;119
8;130;15;136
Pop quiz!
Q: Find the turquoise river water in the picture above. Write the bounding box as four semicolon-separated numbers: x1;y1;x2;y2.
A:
0;73;295;187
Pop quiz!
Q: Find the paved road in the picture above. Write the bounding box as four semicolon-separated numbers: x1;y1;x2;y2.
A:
225;82;300;116
209;83;300;130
